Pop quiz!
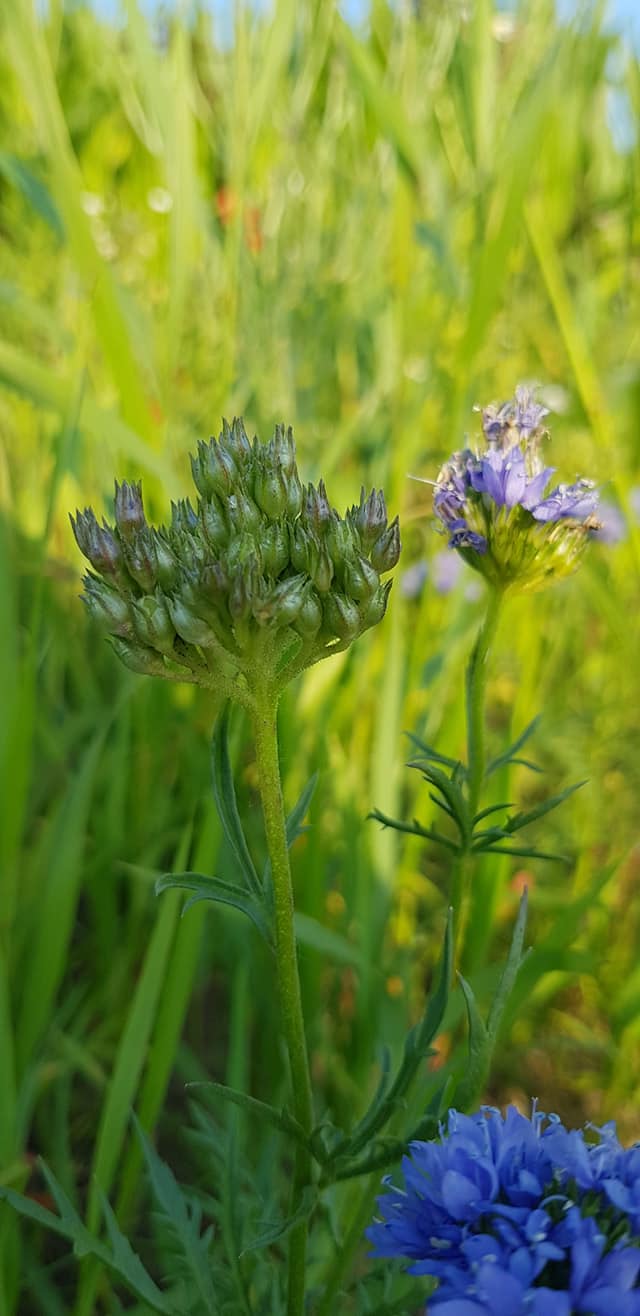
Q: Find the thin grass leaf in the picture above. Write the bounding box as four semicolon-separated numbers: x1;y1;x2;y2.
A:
405;732;465;774
368;809;461;854
343;913;452;1159
294;912;365;968
471;843;570;862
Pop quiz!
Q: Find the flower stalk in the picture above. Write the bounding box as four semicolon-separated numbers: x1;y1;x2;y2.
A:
249;687;313;1316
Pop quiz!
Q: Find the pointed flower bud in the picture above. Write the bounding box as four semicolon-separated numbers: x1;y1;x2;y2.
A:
132;593;176;655
253;459;289;519
354;487;388;548
82;574;131;633
342;552;380;602
371;517;401;573
110;636;161;675
114;481;146;539
200;495;229;548
167;596;217;648
322;591;361;641
303;480;332;534
71;509;121;577
122;526;158;592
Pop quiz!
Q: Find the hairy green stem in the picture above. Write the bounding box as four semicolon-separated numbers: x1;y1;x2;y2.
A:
465;587;503;821
453;588;503;962
249;689;314;1316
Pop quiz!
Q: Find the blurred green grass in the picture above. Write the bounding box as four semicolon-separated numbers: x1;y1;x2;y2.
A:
1;0;640;1309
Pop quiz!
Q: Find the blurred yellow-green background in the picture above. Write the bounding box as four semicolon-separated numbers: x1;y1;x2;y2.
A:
2;0;640;1309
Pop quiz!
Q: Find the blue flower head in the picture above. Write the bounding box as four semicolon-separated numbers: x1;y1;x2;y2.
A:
367;1105;640;1315
432;387;599;592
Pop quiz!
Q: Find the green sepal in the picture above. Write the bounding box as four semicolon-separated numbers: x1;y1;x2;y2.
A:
155;872;273;946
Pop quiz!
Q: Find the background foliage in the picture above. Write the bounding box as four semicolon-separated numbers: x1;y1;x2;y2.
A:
1;0;640;1310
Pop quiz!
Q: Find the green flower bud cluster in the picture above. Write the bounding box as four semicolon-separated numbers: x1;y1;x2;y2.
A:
71;419;401;700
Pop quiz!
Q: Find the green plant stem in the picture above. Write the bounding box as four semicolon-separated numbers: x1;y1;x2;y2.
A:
249;688;314;1316
453;588;503;962
465;587;503;821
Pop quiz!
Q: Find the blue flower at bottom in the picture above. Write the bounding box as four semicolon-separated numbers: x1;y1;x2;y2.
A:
367;1106;640;1314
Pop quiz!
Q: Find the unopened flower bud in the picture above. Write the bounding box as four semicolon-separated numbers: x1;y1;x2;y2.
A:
285;467;304;518
304;480;332;534
114;480;146;539
309;538;334;593
228;487;262;535
371;516;401;573
271;423;297;476
362;579;392;630
202;437;237;496
167;596;216;648
132;593;175;655
293;585;323;637
262;521;290;577
322;591;361;640
227;416;252;465
254;460;289;519
325;512;352;566
200;495;228;548
342;552;379;602
153;532;180;590
110;635;161;675
82;574;131;633
171;499;198;534
122;526;158;591
253;574;307;628
71;509;121;576
354;487;387;547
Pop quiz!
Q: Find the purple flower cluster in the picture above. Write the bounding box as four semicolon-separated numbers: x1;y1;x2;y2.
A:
367;1105;640;1315
434;387;599;560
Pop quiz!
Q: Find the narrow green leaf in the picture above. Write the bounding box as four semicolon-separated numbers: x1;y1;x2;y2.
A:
486;716;542;777
0;1170;174;1315
133;1118;217;1315
211;705;262;898
503;781;587;835
405;732;465;775
187;1082;308;1148
156;872;272;945
241;1186;317;1255
471;843;569;862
